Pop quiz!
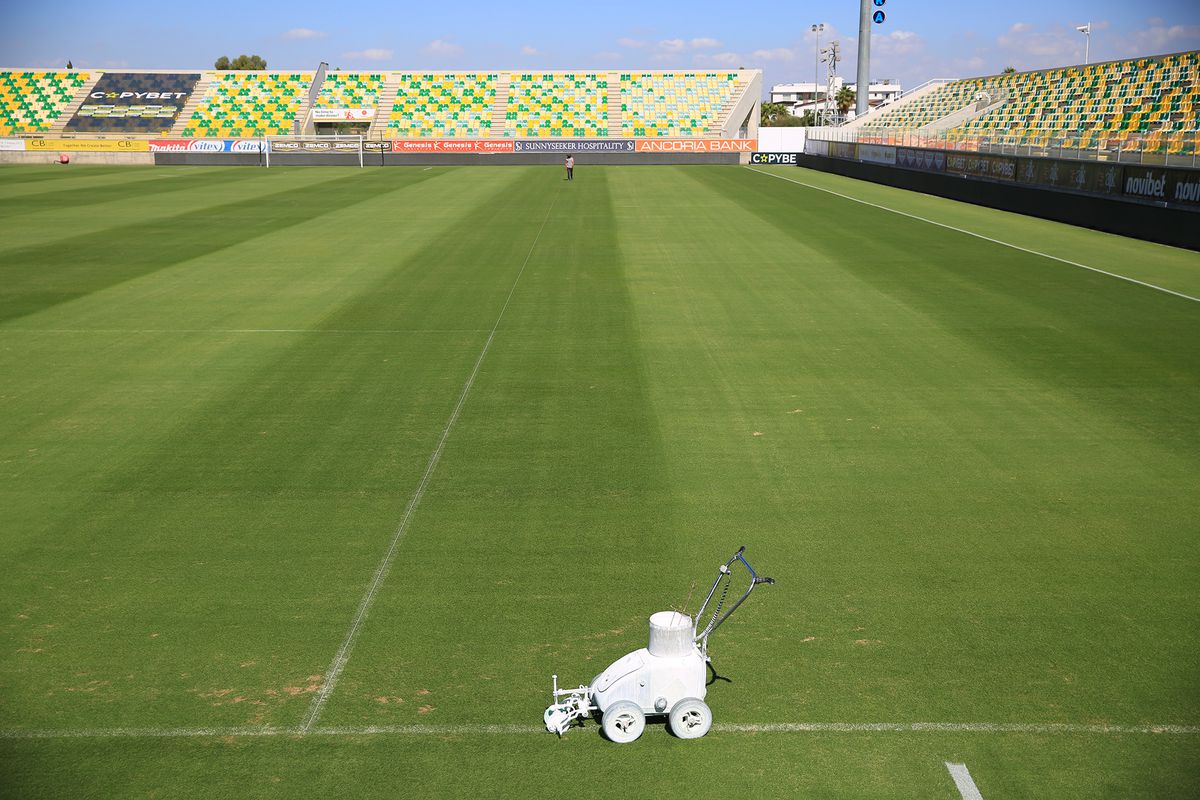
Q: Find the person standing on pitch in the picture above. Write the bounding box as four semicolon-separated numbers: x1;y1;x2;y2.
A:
565;154;575;181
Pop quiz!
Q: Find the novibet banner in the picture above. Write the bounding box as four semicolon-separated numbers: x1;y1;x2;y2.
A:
67;72;200;132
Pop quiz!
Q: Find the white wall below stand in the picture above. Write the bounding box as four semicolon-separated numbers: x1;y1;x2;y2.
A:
757;128;807;152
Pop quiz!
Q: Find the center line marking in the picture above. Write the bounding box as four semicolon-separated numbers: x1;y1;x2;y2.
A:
745;166;1200;304
945;762;985;800
298;186;561;733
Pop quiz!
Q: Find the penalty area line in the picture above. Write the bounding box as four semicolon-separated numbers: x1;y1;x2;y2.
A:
296;186;562;734
946;762;985;800
745;167;1200;305
3;721;1198;741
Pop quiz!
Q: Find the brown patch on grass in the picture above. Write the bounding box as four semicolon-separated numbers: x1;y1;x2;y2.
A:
239;660;257;668
801;636;816;643
417;705;435;715
149;633;159;639
752;431;763;437
375;696;405;704
853;639;881;646
787;409;803;414
416;689;431;696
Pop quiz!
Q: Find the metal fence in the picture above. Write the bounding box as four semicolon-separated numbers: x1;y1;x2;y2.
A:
806;126;1200;168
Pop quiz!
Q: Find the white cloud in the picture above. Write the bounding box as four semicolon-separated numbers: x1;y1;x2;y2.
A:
872;30;924;58
594;51;622;61
342;48;394;61
704;52;742;66
1009;22;1034;34
422;39;463;57
1111;19;1200;56
521;45;538;55
618;37;647;48
283;28;326;40
690;38;721;49
752;48;797;62
658;38;686;52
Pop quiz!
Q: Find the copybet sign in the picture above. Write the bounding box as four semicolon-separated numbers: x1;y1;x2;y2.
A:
68;73;200;132
750;152;799;165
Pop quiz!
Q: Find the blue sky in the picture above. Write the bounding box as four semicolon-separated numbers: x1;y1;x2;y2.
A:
3;0;1199;95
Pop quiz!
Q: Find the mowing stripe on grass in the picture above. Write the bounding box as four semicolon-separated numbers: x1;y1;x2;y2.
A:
745;167;1200;304
946;762;986;800
3;722;1197;740
298;186;562;733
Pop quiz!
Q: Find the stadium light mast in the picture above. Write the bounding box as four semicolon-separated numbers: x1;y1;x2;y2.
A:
855;0;872;116
1076;22;1091;64
812;23;825;124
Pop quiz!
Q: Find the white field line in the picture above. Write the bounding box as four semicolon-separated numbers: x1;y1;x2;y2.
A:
0;328;492;335
745;167;1200;305
2;721;1198;741
945;762;985;800
297;189;561;734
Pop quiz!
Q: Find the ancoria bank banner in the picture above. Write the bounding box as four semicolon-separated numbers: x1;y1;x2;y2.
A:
68;73;200;132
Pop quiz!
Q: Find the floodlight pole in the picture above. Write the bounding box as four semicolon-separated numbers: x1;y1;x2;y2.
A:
855;0;871;117
1076;22;1091;64
812;23;824;125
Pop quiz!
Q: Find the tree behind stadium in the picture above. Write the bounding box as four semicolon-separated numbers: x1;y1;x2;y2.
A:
214;55;268;70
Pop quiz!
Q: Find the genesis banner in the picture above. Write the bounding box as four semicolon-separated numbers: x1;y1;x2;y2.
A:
392;139;514;153
750;152;799;164
67;72;200;132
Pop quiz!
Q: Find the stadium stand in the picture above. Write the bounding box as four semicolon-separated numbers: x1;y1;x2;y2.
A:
388;73;497;137
504;73;608;138
66;72;200;134
315;72;385;113
619;72;741;137
181;72;314;137
0;71;91;135
859;51;1199;155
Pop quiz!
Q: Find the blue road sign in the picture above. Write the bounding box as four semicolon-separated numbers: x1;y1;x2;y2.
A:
873;0;885;6
873;9;886;23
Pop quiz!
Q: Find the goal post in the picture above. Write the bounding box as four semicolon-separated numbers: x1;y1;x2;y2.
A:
263;135;365;168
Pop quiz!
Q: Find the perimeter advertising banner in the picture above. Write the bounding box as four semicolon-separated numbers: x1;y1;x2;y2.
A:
392;139;514;153
26;138;149;152
750;152;799;164
895;147;946;173
1120;166;1200;206
67;72;200;133
515;139;634;153
148;139;266;153
857;144;897;165
945;152;1017;182
634;139;756;153
1017;159;1122;196
0;138;25;151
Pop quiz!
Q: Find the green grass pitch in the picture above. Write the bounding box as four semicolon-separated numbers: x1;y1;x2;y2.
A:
1;163;1197;798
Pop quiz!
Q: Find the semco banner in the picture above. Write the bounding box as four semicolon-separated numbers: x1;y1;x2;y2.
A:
635;139;755;153
750;152;799;165
67;72;200;133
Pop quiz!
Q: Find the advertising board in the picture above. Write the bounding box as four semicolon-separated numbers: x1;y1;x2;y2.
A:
311;108;374;121
25;138;149;152
857;144;896;165
634;139;756;153
148;139;265;153
392;139;514;153
750;152;799;165
515;140;634;153
1121;166;1200;206
67;73;200;132
0;138;25;151
805;139;830;157
895;147;945;172
945;152;1016;181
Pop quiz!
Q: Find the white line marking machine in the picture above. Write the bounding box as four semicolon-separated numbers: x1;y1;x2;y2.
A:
544;546;774;742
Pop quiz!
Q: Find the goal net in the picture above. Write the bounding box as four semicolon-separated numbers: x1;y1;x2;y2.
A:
264;135;365;167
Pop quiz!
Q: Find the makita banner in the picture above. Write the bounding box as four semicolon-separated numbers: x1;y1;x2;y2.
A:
945;152;1016;182
896;147;946;173
148;139;266;153
311;108;374;121
750;152;799;165
515;139;634;153
392;139;514;153
1120;166;1200;207
67;72;200;132
857;144;897;165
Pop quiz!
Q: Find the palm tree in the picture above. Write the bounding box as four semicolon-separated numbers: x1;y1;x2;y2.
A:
835;86;856;117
